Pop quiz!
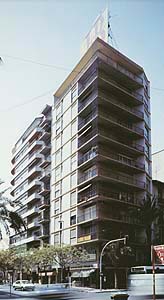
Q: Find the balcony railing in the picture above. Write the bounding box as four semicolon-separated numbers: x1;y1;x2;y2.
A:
78;110;97;130
77;209;97;223
78;69;98;95
99;74;143;103
98;51;143;85
78;90;98;112
78;128;144;153
78;187;139;205
79;148;145;171
99;91;144;119
77;232;98;243
78;167;145;189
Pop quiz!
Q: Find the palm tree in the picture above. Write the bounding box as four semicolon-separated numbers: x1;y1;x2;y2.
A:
0;180;26;239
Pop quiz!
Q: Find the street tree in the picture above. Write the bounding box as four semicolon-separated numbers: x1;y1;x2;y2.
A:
0;180;26;238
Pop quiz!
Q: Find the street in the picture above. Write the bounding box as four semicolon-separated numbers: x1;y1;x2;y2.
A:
0;285;164;300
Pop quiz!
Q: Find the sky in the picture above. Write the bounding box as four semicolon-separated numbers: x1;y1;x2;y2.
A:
0;0;164;190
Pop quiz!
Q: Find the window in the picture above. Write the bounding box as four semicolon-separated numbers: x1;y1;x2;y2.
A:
144;126;149;141
54;233;59;245
56;150;61;165
145;143;150;158
63;108;71;129
70;210;76;225
54;199;60;215
63;125;71;144
70;228;76;244
71;154;77;171
70;191;76;206
71;102;77;119
55;166;61;182
62;158;70;177
56;104;62;120
54;217;60;231
56;134;62;150
55;183;61;198
71;119;77;136
56;119;62;135
71;86;77;102
71;172;76;188
63;142;71;161
71;138;77;154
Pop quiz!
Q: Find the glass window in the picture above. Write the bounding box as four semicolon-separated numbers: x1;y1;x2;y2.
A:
145;143;150;158
56;104;62;120
56;134;62;150
55;166;61;182
63;91;71;112
71;86;77;102
62;125;71;145
71;119;77;136
56;119;62;135
54;199;60;215
70;191;76;206
144;126;149;141
63;108;71;129
70;228;76;244
71;154;77;171
62;158;70;177
71;172;76;188
71;102;77;119
71;138;77;154
55;182;61;198
56;150;61;165
54;233;59;245
62;142;71;161
54;217;60;231
70;210;76;225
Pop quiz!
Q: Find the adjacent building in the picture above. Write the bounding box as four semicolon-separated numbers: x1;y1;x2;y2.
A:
152;180;164;245
10;105;52;251
50;38;152;287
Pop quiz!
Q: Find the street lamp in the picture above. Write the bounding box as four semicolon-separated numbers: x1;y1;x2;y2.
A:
99;236;128;291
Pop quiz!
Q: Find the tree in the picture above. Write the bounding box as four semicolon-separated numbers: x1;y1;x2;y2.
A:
0;180;26;238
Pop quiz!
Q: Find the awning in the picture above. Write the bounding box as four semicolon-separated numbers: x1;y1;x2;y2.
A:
71;269;95;278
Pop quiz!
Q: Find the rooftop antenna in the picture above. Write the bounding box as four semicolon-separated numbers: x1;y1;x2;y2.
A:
107;1;119;50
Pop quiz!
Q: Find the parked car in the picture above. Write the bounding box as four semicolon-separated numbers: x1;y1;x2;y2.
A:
13;280;35;291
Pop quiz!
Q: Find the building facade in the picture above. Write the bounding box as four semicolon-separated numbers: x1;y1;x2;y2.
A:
152;180;164;245
50;38;152;287
10;105;51;251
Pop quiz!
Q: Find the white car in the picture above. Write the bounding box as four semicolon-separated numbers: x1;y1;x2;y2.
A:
13;280;35;291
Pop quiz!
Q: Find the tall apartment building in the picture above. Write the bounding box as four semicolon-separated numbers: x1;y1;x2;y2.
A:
152;180;164;245
50;38;151;287
10;105;51;251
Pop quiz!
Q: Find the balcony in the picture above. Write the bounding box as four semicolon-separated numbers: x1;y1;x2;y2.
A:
78;168;145;190
78;187;139;206
99;74;143;105
40;168;50;182
77;209;97;223
38;198;50;210
78;69;98;96
98;51;143;88
78;90;98;113
78;128;144;155
27;220;39;229
23;193;41;205
22;206;39;218
77;232;98;243
79;148;145;172
38;230;49;239
39;183;50;196
40;143;51;155
99;91;144;120
78;110;97;131
39;131;51;142
39;156;51;168
38;215;50;224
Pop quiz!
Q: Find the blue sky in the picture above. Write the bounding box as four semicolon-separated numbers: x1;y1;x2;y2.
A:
0;0;163;186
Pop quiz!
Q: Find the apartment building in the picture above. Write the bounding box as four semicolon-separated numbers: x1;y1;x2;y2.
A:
10;105;51;251
50;38;151;287
152;180;164;245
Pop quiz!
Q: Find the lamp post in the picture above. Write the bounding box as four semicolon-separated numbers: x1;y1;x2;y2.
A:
99;236;128;291
58;220;64;283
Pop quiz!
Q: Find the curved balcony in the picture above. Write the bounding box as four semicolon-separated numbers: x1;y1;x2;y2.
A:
38;198;50;210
